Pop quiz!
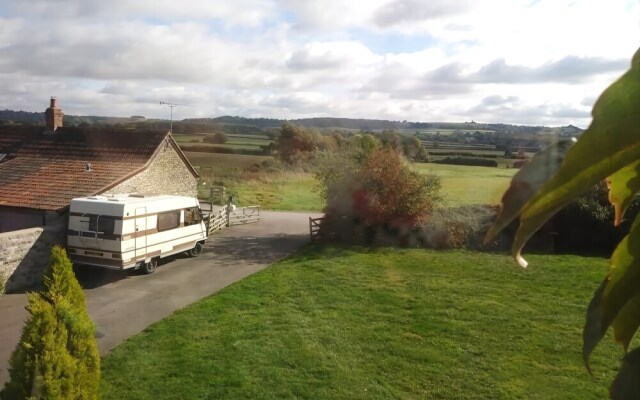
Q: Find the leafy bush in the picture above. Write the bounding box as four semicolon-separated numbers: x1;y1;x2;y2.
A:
1;246;100;400
414;205;499;250
275;122;316;164
203;133;228;144
549;183;640;255
512;160;528;168
318;148;442;245
433;156;498;167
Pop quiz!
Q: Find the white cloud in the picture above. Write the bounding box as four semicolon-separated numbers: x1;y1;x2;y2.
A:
0;0;637;126
2;0;275;26
371;0;474;28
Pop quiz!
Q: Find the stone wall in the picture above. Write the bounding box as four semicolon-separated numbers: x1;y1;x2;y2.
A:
105;142;197;197
0;211;67;293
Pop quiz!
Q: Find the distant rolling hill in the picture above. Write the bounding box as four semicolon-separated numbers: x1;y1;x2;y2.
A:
0;109;583;137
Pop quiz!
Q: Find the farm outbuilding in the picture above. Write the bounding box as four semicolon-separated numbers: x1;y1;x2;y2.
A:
0;98;198;291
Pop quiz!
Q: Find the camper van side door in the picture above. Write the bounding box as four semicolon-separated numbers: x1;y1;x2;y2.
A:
134;207;147;261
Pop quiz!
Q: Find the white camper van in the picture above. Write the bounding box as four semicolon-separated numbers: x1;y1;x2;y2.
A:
67;194;207;274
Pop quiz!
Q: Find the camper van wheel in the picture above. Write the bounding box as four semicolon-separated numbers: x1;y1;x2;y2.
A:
188;242;203;258
142;259;158;274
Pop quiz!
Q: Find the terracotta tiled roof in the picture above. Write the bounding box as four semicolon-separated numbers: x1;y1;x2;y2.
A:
0;126;178;211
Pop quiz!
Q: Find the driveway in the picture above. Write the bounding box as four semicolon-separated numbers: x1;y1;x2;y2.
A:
0;210;321;386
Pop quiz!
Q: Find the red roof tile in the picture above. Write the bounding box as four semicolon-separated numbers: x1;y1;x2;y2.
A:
0;126;188;211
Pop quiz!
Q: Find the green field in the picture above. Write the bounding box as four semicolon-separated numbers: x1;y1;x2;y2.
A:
415;163;516;206
200;171;321;211
185;152;515;210
101;247;618;399
412;129;497;135
184;152;272;170
179;142;265;150
173;133;272;146
425;148;503;156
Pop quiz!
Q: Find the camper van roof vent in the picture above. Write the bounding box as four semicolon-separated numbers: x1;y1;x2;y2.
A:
128;193;147;198
87;196;100;200
108;198;123;202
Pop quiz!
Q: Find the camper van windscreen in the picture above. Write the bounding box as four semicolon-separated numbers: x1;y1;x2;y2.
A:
184;207;202;226
88;215;116;234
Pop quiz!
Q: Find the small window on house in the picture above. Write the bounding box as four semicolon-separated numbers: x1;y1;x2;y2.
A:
157;211;180;232
184;207;202;226
88;215;116;234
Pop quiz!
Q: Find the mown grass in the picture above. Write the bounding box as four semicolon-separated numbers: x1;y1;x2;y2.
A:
415;163;516;206
101;247;621;399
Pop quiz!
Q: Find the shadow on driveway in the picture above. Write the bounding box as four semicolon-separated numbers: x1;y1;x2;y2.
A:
202;232;310;265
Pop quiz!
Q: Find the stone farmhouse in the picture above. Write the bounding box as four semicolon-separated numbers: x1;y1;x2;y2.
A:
0;98;198;290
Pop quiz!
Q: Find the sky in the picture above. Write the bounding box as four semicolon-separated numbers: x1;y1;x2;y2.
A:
0;0;638;127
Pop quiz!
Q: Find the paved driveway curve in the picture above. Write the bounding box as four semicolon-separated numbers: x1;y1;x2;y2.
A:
0;211;320;385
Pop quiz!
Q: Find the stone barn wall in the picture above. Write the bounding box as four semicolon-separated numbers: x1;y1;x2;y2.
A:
0;211;66;292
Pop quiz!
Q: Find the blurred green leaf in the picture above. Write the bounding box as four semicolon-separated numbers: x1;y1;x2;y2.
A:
511;49;640;267
613;294;640;351
583;278;607;373
609;347;640;400
484;139;576;245
608;160;640;226
583;214;640;369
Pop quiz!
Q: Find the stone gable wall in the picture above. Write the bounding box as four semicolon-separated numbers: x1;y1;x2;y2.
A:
104;143;197;197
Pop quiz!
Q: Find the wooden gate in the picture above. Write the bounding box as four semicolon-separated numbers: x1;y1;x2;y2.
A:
309;217;324;242
228;206;260;226
204;204;261;235
205;205;229;235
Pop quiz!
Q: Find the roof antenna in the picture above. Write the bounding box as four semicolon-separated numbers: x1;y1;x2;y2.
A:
159;101;185;134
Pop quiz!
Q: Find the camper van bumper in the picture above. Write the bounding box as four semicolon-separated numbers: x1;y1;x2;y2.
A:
68;254;135;270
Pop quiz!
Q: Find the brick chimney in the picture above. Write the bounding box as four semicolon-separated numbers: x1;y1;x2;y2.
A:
45;97;64;131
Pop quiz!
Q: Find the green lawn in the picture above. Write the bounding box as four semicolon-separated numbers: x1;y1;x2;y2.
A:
101;248;620;399
415;163;516;206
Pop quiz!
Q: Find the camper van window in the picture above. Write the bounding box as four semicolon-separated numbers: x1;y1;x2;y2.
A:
88;215;115;234
184;207;201;226
157;211;180;231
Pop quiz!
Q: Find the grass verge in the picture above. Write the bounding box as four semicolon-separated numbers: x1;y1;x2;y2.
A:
101;247;619;400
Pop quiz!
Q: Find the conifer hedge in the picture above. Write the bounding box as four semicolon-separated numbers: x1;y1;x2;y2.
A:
0;246;100;400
